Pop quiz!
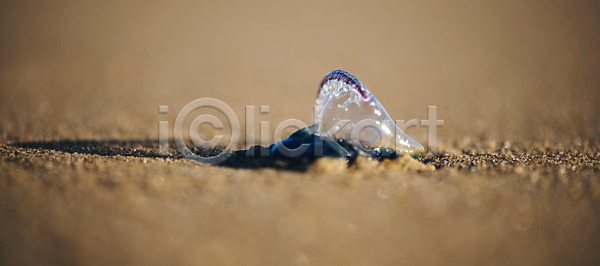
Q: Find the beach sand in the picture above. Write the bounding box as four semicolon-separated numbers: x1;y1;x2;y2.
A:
1;0;599;265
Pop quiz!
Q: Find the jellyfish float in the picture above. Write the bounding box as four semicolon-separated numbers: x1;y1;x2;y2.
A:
269;70;424;166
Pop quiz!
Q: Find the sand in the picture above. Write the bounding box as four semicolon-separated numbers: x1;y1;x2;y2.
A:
1;1;600;265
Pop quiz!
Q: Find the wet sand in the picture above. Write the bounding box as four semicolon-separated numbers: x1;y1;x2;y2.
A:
1;0;600;265
1;139;599;265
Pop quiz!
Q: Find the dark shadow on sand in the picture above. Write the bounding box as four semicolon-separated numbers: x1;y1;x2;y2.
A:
8;140;299;170
11;139;177;159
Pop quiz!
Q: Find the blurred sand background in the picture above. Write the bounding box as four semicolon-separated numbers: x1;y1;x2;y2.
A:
1;0;600;265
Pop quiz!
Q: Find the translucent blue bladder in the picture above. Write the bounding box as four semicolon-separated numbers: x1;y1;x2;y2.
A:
270;70;424;162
